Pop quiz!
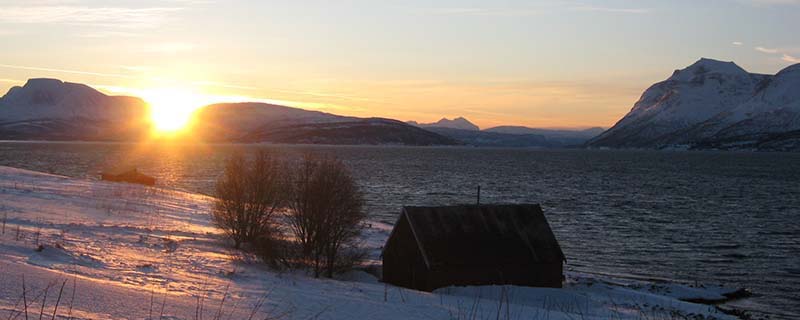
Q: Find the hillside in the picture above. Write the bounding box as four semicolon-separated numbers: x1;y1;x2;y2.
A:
407;117;480;131
0;80;455;146
194;103;456;145
587;58;800;151
424;127;550;148
0;78;150;140
240;118;459;145
409;117;601;147
0;166;741;319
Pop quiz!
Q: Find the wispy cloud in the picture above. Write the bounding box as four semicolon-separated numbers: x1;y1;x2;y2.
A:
421;7;541;16
420;3;651;16
569;6;652;14
76;30;144;38
783;54;800;63
0;62;380;104
0;5;182;29
119;65;154;73
141;42;197;54
740;0;800;5
732;41;744;46
191;81;258;91
0;63;256;91
753;46;800;64
755;46;779;53
0;63;135;79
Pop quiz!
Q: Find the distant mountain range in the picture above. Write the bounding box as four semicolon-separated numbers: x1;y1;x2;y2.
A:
193;102;455;145
407;117;603;147
587;58;800;151
485;126;605;146
0;79;456;145
408;117;480;131
0;78;600;147
7;62;796;151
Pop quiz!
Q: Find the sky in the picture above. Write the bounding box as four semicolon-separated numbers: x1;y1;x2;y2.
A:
0;0;798;129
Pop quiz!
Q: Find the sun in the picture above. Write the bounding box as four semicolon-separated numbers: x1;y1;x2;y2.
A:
143;88;205;134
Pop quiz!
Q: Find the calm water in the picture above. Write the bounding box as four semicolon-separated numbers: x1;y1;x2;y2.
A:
1;141;798;318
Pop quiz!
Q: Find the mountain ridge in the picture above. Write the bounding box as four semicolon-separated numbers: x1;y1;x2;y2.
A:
407;117;480;131
0;79;456;145
587;58;800;151
0;78;150;140
408;116;604;146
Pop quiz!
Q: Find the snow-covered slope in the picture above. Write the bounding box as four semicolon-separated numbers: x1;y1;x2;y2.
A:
0;166;741;319
0;78;147;122
408;117;480;131
0;79;150;140
587;58;800;150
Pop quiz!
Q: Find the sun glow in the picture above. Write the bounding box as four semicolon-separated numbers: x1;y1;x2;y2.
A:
143;88;206;134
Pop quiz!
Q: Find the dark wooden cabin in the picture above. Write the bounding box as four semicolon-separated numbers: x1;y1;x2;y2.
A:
381;204;565;291
100;168;156;186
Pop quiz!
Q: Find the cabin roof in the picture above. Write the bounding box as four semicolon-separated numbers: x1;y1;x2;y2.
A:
393;204;565;270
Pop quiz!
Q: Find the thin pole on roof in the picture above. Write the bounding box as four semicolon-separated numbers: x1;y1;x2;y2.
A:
476;185;481;205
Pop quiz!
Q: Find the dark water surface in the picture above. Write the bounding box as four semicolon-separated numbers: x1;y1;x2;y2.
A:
1;141;798;318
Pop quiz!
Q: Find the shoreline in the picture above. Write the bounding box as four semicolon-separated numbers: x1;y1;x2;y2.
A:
0;165;767;319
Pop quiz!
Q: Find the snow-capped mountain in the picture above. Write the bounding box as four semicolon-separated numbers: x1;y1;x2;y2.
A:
0;78;147;122
0;78;149;140
0;79;457;145
408;117;480;131
587;58;800;151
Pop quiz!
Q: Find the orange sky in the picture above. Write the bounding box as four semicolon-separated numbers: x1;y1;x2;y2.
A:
1;1;798;129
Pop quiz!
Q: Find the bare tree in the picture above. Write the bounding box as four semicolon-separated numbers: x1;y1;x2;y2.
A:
213;151;284;250
286;154;366;278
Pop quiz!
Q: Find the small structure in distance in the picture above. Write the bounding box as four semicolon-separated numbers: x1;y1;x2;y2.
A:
100;168;156;186
382;204;565;291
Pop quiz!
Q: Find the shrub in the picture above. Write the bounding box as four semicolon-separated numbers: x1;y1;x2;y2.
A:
213;151;284;251
285;154;366;278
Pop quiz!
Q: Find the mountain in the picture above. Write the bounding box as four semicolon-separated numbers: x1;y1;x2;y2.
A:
191;102;355;141
408;116;602;147
241;118;458;145
409;117;560;147
193;102;457;145
587;58;800;151
423;127;549;147
0;79;457;145
0;78;150;140
485;126;604;146
408;117;480;131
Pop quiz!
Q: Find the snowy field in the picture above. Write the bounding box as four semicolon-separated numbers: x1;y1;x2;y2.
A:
0;166;740;319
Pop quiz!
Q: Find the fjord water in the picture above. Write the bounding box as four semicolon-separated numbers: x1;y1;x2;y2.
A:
1;142;798;318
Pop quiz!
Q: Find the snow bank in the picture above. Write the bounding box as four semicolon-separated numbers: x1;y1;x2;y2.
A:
0;166;738;319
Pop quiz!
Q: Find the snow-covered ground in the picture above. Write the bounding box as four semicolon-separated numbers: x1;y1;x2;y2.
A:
0;166;739;319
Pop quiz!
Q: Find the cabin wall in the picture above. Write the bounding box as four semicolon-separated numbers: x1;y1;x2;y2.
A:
382;216;430;290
